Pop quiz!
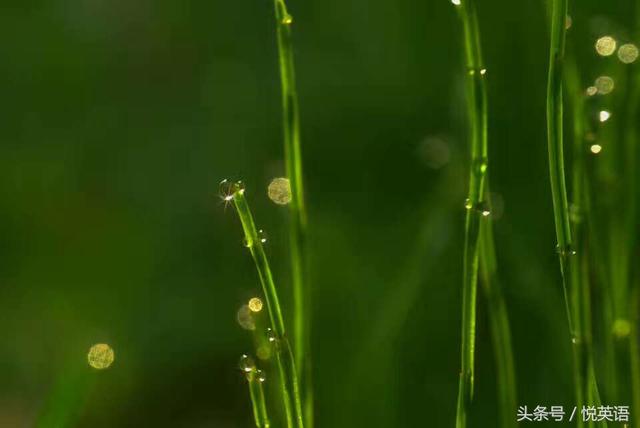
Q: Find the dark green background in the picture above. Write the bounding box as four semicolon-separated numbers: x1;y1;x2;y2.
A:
0;0;633;426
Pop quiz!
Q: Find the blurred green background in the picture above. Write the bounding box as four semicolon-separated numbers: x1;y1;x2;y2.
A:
0;0;635;426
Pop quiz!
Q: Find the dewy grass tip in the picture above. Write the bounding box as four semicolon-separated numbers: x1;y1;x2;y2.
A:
228;182;305;428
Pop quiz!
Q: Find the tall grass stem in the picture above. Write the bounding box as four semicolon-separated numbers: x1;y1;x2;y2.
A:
479;216;517;428
454;0;489;426
271;1;312;425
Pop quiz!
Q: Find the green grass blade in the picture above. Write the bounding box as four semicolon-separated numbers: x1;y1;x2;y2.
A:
231;185;305;428
453;0;489;426
479;216;517;428
545;2;610;426
247;369;271;428
271;1;312;425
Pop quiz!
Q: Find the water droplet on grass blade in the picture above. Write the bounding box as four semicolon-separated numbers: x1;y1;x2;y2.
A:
282;14;293;25
590;144;602;154
258;229;267;244
464;199;473;210
556;245;577;259
473;157;488;176
219;179;245;202
255;369;266;382
239;354;256;373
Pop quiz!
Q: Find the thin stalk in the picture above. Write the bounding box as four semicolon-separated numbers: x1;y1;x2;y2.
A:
479;216;517;428
546;2;607;426
247;369;271;428
546;0;581;414
232;186;304;428
454;0;488;426
271;1;312;426
566;59;608;428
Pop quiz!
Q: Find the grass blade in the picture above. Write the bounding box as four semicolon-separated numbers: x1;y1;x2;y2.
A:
230;183;305;428
546;3;608;426
453;0;489;426
246;368;271;428
479;216;517;428
271;1;312;425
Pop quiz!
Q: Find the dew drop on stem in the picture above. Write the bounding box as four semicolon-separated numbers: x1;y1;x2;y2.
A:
255;369;267;383
472;157;488;177
239;354;256;373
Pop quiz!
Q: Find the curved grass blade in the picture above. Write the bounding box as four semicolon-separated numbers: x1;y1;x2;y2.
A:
454;0;487;424
230;184;305;428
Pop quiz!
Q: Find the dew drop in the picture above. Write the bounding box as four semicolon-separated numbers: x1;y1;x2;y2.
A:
219;179;234;202
242;237;252;248
267;328;277;343
590;144;602;154
267;177;292;205
585;86;598;96
618;43;639;64
473;157;488;176
258;229;268;244
565;15;572;30
479;68;487;75
451;0;461;5
219;179;245;201
282;14;293;25
556;244;577;258
255;369;267;383
595;36;617;56
239;354;256;373
464;199;473;210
